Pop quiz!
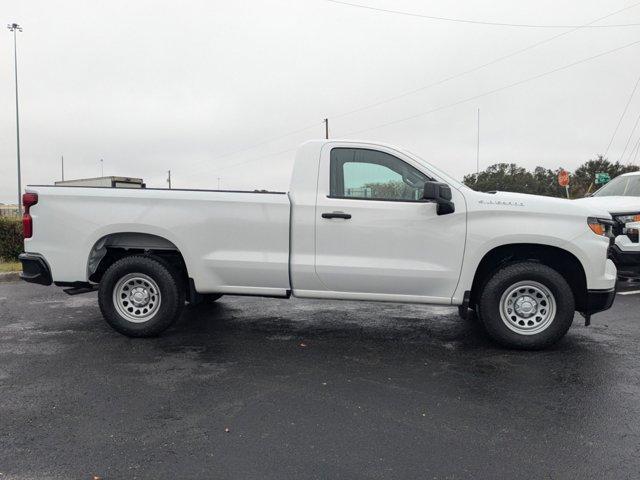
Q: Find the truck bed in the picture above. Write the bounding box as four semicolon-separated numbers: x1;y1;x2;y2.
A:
25;185;292;297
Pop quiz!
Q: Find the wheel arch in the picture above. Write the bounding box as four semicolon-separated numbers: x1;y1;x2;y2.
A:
87;232;189;286
469;243;588;312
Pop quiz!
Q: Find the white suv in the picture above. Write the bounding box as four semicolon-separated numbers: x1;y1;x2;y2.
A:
576;171;640;280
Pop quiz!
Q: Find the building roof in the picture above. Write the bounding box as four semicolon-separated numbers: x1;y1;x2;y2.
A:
55;176;143;183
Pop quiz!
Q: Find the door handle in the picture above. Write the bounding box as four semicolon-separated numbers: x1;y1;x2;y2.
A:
322;211;352;219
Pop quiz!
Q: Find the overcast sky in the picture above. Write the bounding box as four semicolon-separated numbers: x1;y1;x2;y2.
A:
2;0;640;203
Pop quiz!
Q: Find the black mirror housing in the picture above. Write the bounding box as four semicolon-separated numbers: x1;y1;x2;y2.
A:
422;181;455;215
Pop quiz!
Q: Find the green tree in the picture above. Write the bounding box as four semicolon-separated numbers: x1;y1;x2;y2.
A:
463;155;639;198
571;155;639;197
0;218;22;261
531;167;566;197
463;163;537;194
362;180;420;200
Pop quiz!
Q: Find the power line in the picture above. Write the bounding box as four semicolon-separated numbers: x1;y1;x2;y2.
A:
605;71;640;156
325;0;640;28
205;122;321;165
330;1;640;120
476;108;480;174
179;2;640;181
209;146;298;176
188;38;640;180
619;106;640;162
343;39;640;137
192;1;640;177
187;0;640;178
631;134;640;163
178;121;321;180
183;124;320;179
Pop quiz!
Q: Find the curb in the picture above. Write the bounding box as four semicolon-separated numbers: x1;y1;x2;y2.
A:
0;272;21;283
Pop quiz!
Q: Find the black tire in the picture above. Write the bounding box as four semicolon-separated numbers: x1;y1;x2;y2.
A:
203;293;223;304
477;262;575;350
98;255;185;337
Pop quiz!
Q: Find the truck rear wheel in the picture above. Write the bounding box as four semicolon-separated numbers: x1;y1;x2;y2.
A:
98;255;185;337
477;262;575;350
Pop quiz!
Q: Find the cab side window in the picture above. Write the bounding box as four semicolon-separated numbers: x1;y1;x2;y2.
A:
330;148;430;201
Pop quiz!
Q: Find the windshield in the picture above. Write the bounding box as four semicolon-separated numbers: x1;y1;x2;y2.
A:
592;175;640;197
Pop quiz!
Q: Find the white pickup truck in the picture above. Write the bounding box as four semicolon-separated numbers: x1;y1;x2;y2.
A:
20;140;618;349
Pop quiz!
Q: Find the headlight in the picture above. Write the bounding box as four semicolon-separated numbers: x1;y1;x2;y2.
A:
615;214;640;238
615;213;640;224
587;217;614;236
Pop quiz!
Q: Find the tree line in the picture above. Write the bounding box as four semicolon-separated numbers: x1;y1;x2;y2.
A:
463;155;639;198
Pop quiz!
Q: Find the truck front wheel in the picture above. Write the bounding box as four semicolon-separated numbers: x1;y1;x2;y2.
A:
98;255;185;337
477;262;575;350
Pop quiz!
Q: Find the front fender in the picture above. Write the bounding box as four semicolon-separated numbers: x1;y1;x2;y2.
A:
452;215;615;304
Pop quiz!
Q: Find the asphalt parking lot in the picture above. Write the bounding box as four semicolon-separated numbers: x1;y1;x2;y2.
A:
1;282;639;479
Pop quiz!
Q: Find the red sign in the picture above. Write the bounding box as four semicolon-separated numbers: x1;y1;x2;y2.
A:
558;170;570;187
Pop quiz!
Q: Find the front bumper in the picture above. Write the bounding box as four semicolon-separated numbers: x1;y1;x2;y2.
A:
609;235;640;279
582;287;616;315
19;253;52;286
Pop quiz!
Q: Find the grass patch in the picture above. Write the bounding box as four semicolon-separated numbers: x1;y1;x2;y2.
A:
0;261;21;273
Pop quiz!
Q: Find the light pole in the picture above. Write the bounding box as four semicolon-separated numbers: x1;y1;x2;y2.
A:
7;23;23;215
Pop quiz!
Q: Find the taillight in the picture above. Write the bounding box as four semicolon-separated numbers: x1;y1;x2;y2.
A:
22;192;38;239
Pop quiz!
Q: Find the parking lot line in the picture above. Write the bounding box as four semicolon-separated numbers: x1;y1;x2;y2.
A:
618;290;640;296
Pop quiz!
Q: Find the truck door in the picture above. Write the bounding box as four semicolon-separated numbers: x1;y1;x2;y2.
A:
314;145;466;302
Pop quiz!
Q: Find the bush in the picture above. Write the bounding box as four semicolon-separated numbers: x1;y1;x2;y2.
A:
0;217;23;262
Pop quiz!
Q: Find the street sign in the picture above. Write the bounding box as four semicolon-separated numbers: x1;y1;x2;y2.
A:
595;172;611;185
558;170;570;187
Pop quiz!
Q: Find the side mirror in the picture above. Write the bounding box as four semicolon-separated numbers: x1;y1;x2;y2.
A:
423;181;455;215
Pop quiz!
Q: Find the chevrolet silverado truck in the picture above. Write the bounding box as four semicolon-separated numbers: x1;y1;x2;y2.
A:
574;171;640;281
19;140;618;349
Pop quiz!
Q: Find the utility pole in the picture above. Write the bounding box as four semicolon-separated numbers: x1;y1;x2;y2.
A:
8;23;23;214
100;159;104;177
476;108;480;175
61;156;64;181
324;118;329;139
167;170;172;189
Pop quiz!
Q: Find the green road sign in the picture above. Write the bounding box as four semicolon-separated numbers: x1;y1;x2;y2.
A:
595;172;611;185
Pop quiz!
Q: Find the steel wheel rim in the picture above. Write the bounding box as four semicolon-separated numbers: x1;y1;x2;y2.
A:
499;280;556;335
113;273;161;323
